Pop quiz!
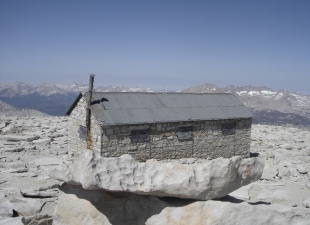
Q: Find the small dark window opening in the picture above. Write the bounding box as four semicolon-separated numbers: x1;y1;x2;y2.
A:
222;123;236;135
177;126;193;141
130;129;149;143
79;126;87;140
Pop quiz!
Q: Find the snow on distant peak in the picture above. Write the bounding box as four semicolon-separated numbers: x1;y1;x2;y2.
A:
237;90;278;98
261;90;277;95
248;91;260;96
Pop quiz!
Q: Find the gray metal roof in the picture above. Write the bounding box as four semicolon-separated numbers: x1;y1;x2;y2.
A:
81;92;252;126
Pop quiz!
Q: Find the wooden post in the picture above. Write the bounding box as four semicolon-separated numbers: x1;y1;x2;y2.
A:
86;74;95;149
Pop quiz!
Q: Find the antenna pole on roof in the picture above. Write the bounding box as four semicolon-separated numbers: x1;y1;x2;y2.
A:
86;74;95;149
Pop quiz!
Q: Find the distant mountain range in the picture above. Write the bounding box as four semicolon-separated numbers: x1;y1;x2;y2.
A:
0;83;154;116
180;84;310;127
0;82;153;97
0;82;309;127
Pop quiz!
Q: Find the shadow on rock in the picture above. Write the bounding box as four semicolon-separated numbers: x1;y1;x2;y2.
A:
217;195;271;205
248;201;271;205
54;183;178;225
216;195;244;204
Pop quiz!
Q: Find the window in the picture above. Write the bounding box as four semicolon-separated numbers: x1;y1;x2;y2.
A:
222;123;236;135
79;126;87;140
130;129;149;143
177;126;193;141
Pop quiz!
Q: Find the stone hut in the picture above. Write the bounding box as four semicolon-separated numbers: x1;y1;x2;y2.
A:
66;92;253;162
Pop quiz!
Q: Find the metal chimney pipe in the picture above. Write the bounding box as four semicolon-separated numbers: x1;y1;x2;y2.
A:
86;74;95;149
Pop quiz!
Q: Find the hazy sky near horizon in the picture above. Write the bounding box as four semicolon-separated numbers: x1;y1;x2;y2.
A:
0;0;309;93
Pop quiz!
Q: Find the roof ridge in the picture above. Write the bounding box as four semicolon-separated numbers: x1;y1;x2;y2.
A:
84;92;234;95
96;105;244;110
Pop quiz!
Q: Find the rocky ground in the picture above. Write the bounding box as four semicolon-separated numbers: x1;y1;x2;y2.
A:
0;117;67;224
0;117;310;224
242;124;310;208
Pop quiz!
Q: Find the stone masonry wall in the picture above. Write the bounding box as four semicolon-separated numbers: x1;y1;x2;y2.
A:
67;98;101;157
101;118;252;162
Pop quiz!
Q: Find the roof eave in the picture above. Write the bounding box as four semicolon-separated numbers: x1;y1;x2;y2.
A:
99;116;253;127
65;92;83;116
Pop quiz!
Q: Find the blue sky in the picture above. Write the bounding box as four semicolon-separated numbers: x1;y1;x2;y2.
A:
0;0;309;93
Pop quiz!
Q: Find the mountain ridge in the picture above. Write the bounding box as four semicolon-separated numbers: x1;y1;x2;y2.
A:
0;82;309;127
0;99;48;117
0;82;154;97
180;83;310;127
